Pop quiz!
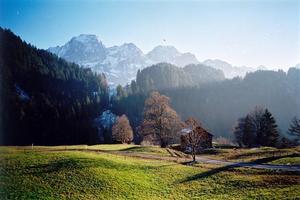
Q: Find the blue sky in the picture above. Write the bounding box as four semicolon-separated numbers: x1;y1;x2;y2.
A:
1;0;299;69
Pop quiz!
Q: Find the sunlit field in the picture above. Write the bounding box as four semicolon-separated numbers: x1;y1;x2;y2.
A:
1;146;299;200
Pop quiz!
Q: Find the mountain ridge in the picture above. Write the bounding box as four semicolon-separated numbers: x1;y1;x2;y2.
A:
48;34;271;86
48;34;201;86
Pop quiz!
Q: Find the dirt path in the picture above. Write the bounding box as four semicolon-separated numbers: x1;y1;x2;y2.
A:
195;156;300;172
66;148;300;172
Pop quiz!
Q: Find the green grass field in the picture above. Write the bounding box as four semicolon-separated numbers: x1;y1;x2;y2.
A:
0;146;299;200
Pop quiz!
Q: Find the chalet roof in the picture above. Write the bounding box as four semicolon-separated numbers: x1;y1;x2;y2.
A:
180;128;192;135
180;126;213;136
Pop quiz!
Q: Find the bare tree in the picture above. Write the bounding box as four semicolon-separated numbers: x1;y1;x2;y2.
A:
289;117;300;144
248;106;264;145
141;91;182;147
112;115;133;144
233;117;245;147
184;118;208;162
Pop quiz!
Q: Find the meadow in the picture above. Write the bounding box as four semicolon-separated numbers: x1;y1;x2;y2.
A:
0;145;299;200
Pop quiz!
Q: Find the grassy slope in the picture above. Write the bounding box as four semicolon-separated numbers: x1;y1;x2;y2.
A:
0;146;299;200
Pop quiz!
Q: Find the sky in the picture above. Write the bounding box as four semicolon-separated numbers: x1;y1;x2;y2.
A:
1;0;299;69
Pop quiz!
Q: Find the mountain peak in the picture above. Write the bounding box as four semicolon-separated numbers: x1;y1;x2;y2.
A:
48;34;106;65
149;45;179;54
71;34;103;44
203;59;231;66
146;45;181;64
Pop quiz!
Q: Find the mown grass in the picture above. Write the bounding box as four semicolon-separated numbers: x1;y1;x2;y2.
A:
201;147;300;163
13;144;172;157
91;144;171;156
0;146;299;200
269;156;300;165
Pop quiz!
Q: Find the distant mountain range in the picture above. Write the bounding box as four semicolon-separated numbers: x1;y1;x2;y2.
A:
48;34;201;86
202;59;257;79
49;34;299;86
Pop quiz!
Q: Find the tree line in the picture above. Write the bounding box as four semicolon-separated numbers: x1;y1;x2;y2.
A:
233;107;299;148
111;64;300;142
112;91;300;148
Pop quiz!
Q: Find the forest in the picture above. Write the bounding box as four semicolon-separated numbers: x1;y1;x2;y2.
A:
112;63;300;143
0;28;109;145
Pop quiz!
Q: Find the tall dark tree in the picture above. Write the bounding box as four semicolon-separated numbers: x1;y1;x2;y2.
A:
260;109;279;147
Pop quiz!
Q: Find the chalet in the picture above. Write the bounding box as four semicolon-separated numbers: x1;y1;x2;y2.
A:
180;126;213;153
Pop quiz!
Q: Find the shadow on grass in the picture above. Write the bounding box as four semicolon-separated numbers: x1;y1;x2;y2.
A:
24;158;89;175
180;153;300;183
251;153;299;164
180;163;241;183
120;146;142;151
227;149;292;160
23;155;175;176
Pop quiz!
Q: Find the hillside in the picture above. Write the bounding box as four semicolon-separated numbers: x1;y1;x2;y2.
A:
112;68;300;139
0;28;109;145
135;63;225;92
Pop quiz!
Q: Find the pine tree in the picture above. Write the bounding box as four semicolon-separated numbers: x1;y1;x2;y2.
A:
260;109;279;147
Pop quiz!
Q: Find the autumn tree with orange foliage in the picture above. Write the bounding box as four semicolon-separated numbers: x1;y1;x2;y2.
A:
112;115;133;144
141;91;182;147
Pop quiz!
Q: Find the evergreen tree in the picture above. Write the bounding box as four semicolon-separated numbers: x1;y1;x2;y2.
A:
260;109;279;147
116;84;126;98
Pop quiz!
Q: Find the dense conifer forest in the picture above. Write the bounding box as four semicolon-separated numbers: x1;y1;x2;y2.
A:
0;28;109;145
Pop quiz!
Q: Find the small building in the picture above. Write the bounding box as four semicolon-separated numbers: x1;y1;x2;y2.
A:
180;126;213;153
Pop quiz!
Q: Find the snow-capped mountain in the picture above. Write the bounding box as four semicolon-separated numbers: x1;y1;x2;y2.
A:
48;34;106;66
48;34;270;85
93;43;148;86
146;45;180;63
146;45;199;67
48;35;199;86
202;59;256;78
